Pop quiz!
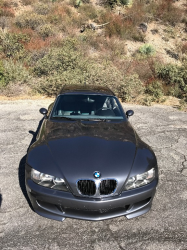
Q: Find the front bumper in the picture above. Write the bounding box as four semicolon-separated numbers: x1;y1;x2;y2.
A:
26;177;158;221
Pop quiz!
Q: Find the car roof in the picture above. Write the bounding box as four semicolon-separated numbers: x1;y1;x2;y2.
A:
58;84;115;96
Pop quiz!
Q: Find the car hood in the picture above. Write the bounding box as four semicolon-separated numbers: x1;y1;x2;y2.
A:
28;119;138;196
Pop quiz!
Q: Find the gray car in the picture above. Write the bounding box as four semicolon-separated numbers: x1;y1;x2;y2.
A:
25;84;158;221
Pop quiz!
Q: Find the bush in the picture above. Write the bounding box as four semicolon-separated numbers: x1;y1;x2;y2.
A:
21;0;36;5
145;81;164;99
0;1;11;8
116;74;144;102
138;44;155;56
168;85;183;98
36;24;55;40
34;3;50;15
156;64;187;87
159;0;182;26
101;37;127;58
100;13;145;41
121;0;131;5
35;62;144;102
15;13;46;30
120;56;161;83
106;0;131;8
79;4;99;20
178;99;187;111
33;39;80;76
0;32;30;58
1;60;30;86
156;63;187;98
0;60;6;87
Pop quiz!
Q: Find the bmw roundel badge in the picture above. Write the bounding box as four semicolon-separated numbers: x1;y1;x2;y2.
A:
94;171;101;178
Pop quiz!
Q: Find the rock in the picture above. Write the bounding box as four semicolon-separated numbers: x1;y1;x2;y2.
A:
165;49;179;60
89;23;96;30
80;24;85;33
150;29;158;35
139;23;148;33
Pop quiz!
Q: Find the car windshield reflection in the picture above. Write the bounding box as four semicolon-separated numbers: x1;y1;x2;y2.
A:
51;94;125;120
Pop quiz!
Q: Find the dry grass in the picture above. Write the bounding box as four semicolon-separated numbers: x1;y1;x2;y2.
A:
24;37;51;51
99;12;145;41
21;0;36;6
181;42;187;54
0;6;15;17
145;0;183;25
9;26;35;37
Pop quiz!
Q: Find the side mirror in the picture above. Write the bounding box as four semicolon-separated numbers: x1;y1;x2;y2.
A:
126;110;134;118
39;108;48;115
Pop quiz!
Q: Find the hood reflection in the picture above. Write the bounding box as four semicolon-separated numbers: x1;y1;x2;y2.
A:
43;120;136;144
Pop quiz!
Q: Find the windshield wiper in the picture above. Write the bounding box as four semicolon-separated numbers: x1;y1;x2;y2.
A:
52;116;76;121
80;118;110;122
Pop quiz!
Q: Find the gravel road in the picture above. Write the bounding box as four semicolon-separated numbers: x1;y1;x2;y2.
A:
0;99;187;250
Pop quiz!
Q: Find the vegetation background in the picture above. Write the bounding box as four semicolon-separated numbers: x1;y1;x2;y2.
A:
0;0;187;109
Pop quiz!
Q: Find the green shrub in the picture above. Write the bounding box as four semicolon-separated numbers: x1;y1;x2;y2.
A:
156;63;187;98
139;44;155;56
36;24;55;39
120;0;131;5
33;39;80;76
168;85;183;98
1;60;30;86
35;65;144;101
15;13;46;30
178;99;187;111
116;74;144;102
156;64;187;88
0;60;6;87
0;32;29;58
27;49;49;66
141;95;155;106
145;81;164;99
106;0;131;8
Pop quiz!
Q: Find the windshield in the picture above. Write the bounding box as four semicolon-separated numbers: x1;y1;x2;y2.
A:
51;94;125;120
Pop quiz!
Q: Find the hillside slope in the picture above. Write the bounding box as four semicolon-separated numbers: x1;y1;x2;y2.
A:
0;0;187;109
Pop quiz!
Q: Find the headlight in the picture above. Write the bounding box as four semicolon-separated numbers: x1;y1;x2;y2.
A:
124;168;155;191
31;168;69;192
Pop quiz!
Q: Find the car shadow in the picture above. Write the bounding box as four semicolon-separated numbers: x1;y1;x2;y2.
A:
18;117;44;211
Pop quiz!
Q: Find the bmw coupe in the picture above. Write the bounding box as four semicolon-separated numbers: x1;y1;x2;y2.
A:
25;84;158;221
